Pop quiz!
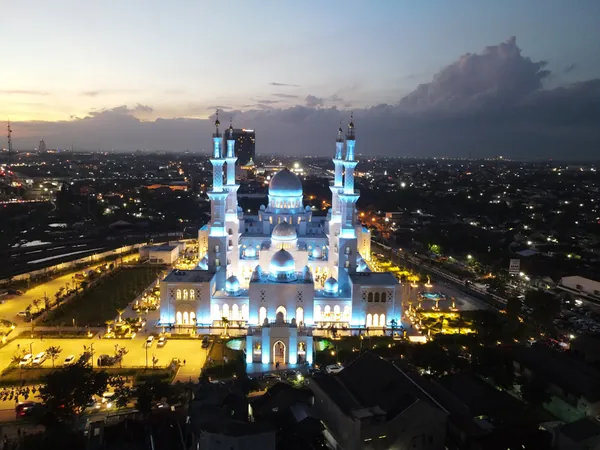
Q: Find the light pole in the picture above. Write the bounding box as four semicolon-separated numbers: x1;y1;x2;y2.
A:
145;342;148;369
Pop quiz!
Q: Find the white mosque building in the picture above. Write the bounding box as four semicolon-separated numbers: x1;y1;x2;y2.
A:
159;116;402;365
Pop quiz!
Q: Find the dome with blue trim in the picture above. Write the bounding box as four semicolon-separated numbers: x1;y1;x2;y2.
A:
323;277;339;296
225;275;241;295
272;221;297;241
198;255;208;270
269;168;303;197
244;246;257;259
268;249;297;282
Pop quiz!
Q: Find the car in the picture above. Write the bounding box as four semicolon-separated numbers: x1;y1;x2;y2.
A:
63;355;76;367
17;311;30;317
97;354;116;367
157;337;167;347
19;354;33;367
145;336;154;347
15;401;40;417
325;364;343;374
32;352;47;366
201;336;210;349
102;392;115;409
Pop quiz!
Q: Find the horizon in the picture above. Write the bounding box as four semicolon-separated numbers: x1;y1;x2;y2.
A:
3;0;600;159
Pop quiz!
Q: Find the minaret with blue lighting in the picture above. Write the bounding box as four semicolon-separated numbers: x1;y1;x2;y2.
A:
207;111;228;272
224;118;241;277
337;114;360;286
330;122;344;219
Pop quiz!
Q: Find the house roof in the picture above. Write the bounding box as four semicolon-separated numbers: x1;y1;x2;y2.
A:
561;418;600;442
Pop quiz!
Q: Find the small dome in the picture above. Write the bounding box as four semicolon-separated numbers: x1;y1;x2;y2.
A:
269;168;303;197
324;277;339;296
260;204;266;211
198;256;208;270
225;275;240;295
251;265;263;282
244;246;257;258
272;221;297;241
312;246;323;259
357;258;368;272
269;249;295;273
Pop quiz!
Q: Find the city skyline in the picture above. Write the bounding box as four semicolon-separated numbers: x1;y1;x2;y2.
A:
3;0;600;159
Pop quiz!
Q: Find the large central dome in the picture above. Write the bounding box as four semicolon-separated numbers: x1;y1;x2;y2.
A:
269;168;303;197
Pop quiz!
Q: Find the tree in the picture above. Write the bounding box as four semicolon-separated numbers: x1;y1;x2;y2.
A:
32;298;41;313
221;316;229;337
506;296;522;320
108;375;132;411
116;308;125;323
114;346;128;368
134;378;172;416
39;364;109;425
428;244;442;256
389;318;398;337
46;346;62;368
524;290;561;327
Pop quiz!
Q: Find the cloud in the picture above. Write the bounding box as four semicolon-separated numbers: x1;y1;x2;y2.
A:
305;95;324;107
273;93;299;99
80;89;138;97
563;63;576;74
0;90;49;96
10;38;600;160
253;99;280;105
269;82;299;87
399;36;550;112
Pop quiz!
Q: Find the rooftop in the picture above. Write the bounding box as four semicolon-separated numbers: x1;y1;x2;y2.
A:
163;269;215;283
147;244;178;252
349;272;398;286
561;418;600;442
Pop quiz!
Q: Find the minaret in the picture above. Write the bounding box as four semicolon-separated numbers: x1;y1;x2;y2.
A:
329;122;344;219
207;111;229;272
337;114;360;286
224;118;241;278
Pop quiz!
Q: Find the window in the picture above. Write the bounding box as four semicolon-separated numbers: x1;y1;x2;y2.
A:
232;304;239;320
296;307;304;324
344;305;351;320
380;314;386;327
276;305;287;321
222;304;230;319
368;292;373;302
366;313;372;327
183;289;189;301
324;305;331;318
190;312;196;324
211;304;220;321
259;306;267;324
176;289;182;300
374;292;380;302
183;311;189;325
314;305;322;321
176;311;182;324
190;289;195;300
215;245;220;253
334;305;340;317
241;304;248;320
373;314;379;327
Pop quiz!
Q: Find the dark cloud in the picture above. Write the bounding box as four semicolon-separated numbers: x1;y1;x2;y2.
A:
399;36;550;112
305;95;324;107
269;82;299;87
253;99;281;105
0;90;49;96
11;38;600;160
563;63;576;74
273;93;299;99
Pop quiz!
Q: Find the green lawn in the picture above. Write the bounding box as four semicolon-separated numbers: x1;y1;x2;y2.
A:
43;266;163;327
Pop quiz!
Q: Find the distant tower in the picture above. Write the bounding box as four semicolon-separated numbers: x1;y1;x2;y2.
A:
206;111;229;272
38;138;46;153
7;121;12;167
337;113;360;284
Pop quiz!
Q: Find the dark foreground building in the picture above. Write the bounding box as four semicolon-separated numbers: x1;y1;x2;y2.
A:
228;128;256;165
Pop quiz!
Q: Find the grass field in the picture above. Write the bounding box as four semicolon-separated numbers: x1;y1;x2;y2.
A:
43;266;163;327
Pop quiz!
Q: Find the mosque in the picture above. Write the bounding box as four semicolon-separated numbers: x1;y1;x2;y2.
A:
159;116;402;365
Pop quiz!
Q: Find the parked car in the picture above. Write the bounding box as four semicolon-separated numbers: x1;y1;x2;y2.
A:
97;354;116;367
17;311;30;318
145;336;154;347
325;364;343;374
201;336;210;349
19;354;33;367
32;352;47;366
102;392;115;409
63;355;76;367
157;337;167;347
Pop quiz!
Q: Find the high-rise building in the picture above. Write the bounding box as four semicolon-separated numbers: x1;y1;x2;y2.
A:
225;128;255;165
38;138;46;153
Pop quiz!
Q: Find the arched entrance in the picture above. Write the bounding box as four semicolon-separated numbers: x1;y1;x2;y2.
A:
273;341;286;365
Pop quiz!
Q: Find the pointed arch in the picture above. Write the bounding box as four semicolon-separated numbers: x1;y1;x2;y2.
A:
183;289;189;301
373;314;379;327
176;289;182;300
232;304;239;320
374;292;380;303
183;311;189;325
343;305;350;320
380;313;386;328
259;306;267;324
333;305;341;317
324;305;331;318
211;304;220;321
276;305;287;321
314;305;322;322
190;311;196;324
368;292;373;302
296;307;304;324
241;304;248;321
176;311;182;324
366;313;372;327
222;303;229;319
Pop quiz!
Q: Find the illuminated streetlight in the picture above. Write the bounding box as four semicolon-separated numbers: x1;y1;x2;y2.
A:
467;255;473;260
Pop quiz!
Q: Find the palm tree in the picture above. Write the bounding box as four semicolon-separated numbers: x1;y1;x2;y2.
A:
105;320;114;335
116;308;125;323
46;345;62;368
32;299;41;313
221;317;230;337
389;318;398;337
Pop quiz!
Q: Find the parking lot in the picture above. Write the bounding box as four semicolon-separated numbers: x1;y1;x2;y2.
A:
0;335;208;371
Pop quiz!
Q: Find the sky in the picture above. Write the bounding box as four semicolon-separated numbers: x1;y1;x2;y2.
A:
2;0;600;159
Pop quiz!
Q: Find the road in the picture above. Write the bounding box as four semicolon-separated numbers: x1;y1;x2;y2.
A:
0;254;139;327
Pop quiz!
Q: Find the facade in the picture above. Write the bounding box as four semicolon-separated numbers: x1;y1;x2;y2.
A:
159;116;402;365
228;127;256;165
140;243;181;264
